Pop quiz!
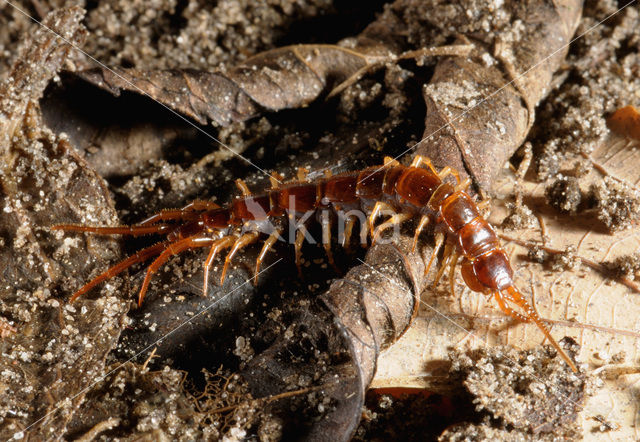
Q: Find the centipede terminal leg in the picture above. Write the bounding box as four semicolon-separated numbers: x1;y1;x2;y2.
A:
52;224;171;236
138;200;220;225
69;242;167;303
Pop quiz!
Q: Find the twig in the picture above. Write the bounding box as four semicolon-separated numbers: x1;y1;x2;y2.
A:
75;418;121;442
499;234;640;293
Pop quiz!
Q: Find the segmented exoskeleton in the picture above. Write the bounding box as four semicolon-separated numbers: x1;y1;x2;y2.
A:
53;155;578;372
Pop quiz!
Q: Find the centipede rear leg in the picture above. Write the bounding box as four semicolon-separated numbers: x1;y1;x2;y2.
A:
138;200;220;225
68;242;168;303
137;235;216;306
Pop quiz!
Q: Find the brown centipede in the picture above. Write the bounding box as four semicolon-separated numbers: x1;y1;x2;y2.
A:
52;155;578;373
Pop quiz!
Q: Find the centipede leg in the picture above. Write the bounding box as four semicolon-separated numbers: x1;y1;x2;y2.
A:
255;229;282;285
454;178;472;192
412;215;430;252
221;232;260;284
294;226;309;277
52;224;171;236
342;216;356;249
297;167;310;181
437;166;461;185
270;172;285;189
360;218;370;247
138;236;215;306
433;242;454;286
477;199;491;211
235;179;252;197
372;213;411;245
424;232;444;276
368;201;395;238
411;156;461;185
138;200;220;225
448;253;460;298
410;155;438;175
383;156;401;166
69;242;167;303
320;211;339;271
203;236;236;296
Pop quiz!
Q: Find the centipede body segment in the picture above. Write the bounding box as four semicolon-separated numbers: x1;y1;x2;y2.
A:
52;155;578;372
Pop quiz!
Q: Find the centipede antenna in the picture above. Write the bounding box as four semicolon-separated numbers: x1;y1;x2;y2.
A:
503;286;578;373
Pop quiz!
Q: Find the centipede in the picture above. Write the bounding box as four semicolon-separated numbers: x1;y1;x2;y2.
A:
52;155;578;373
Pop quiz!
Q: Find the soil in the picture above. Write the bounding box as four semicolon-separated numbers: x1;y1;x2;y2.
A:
1;0;640;441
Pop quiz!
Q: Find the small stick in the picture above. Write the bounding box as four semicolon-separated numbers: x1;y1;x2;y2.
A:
499;234;640;293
